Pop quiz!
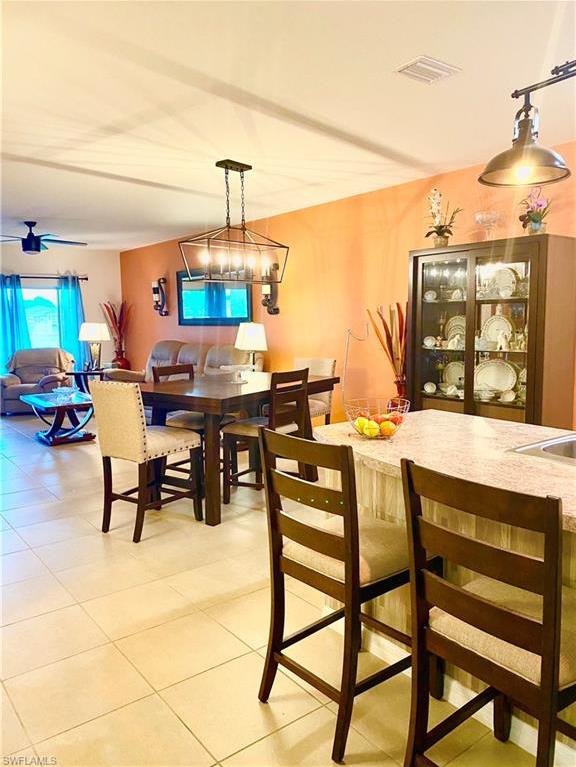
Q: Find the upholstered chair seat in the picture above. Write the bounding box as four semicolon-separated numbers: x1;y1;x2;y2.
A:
221;416;298;439
429;576;576;689
294;356;336;424
307;398;331;418
90;381;203;541
283;515;409;586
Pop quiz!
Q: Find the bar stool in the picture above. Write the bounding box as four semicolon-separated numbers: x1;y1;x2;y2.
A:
401;459;576;767
90;381;203;542
221;369;310;503
257;428;443;764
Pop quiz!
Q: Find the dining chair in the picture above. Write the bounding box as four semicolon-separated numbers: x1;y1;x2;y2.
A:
401;458;576;767
90;381;203;542
294;356;336;423
221;369;310;503
257;428;444;764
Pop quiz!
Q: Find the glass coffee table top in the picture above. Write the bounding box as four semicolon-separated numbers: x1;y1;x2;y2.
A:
19;390;92;410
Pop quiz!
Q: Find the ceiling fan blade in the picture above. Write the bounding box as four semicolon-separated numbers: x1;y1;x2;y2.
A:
0;235;24;241
40;238;87;246
38;233;58;239
40;243;49;251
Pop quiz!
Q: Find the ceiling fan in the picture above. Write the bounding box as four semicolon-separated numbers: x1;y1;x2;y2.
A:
0;221;87;254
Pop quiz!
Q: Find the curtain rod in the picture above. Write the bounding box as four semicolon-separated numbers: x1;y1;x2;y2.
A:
19;274;89;281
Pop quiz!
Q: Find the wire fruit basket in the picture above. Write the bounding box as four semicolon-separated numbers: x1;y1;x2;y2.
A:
344;397;410;439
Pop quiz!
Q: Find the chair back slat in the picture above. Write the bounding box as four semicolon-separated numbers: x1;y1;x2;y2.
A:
409;462;558;533
280;557;346;601
262;429;344;471
278;512;345;560
423;572;543;655
418;518;545;594
270;469;345;515
401;458;563;693
152;363;194;383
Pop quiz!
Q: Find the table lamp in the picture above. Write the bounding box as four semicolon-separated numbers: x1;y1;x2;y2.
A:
234;322;267;369
79;322;110;370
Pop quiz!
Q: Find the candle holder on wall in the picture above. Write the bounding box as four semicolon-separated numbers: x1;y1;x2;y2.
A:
261;282;279;315
152;278;168;316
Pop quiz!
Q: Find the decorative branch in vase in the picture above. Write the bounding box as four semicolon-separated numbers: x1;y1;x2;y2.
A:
519;187;550;234
101;301;131;369
426;187;463;247
367;303;407;398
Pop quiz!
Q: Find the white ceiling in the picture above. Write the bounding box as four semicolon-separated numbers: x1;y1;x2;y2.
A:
2;1;575;251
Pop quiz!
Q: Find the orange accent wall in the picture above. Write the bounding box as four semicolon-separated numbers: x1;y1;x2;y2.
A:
120;140;576;419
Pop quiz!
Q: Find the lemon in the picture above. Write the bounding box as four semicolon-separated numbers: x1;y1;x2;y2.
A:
363;420;380;438
354;417;368;433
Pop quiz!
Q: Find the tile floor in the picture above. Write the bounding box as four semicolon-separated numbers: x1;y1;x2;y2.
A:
1;414;535;765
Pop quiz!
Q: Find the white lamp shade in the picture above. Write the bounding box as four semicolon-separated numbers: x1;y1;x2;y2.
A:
235;322;267;352
78;322;111;342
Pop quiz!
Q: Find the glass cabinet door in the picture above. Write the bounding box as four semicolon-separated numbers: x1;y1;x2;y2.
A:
473;255;530;419
417;256;468;410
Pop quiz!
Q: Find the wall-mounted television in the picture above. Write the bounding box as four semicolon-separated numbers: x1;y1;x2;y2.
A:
176;270;252;326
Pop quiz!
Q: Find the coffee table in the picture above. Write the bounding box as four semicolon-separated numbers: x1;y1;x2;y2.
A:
19;391;95;446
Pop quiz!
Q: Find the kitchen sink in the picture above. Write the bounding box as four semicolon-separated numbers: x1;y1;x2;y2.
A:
514;434;576;464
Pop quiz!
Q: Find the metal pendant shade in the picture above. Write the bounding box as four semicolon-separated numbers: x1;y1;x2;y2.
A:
479;116;570;187
179;160;288;284
479;59;575;188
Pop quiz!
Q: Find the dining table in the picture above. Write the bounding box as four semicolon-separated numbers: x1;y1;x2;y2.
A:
140;370;340;526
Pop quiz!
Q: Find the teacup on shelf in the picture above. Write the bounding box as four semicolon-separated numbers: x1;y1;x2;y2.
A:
499;389;516;403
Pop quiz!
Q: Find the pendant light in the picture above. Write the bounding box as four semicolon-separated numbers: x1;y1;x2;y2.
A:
179;160;288;284
479;59;575;187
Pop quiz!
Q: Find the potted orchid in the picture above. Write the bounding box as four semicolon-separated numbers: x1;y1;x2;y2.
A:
426;188;463;247
519;188;551;234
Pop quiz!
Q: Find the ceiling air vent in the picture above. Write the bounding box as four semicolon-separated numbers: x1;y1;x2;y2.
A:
396;56;460;84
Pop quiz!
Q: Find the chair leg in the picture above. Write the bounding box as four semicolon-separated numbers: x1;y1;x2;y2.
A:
223;436;232;505
429;655;445;700
192;449;203;522
259;570;286;703
102;456;112;533
231;442;238;476
332;605;362;763
133;463;149;543
493;693;512;742
536;709;557;767
404;643;431;767
325;414;331;425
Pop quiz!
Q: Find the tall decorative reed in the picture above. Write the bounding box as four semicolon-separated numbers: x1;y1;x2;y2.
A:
101;301;131;369
367;303;407;397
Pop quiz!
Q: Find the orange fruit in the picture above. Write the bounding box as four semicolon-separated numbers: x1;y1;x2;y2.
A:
388;412;403;425
380;421;397;438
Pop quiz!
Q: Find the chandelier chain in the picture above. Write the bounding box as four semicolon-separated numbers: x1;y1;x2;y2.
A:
224;168;231;227
240;171;246;230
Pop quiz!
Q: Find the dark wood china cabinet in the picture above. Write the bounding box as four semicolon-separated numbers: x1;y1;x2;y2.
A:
407;234;576;428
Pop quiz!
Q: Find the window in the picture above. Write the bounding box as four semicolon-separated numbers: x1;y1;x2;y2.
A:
22;287;60;347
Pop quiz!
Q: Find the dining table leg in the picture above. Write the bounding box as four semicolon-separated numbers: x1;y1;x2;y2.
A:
204;414;222;526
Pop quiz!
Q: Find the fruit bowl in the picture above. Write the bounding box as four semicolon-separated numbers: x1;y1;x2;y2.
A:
344;397;410;439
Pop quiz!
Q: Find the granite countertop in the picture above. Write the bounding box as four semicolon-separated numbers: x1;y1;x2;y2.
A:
315;410;576;532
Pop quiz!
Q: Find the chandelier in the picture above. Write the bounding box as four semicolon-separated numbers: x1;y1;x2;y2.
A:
179;159;289;284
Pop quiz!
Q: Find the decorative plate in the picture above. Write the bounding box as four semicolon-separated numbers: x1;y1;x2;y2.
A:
445;315;466;340
481;314;513;342
488;266;518;295
423;336;437;348
474;359;517;392
423;290;437;302
443;361;465;386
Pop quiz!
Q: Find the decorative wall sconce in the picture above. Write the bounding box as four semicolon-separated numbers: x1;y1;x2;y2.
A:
261;282;279;315
152;278;168;316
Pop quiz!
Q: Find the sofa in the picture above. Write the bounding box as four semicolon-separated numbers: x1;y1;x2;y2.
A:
0;348;74;415
104;341;264;383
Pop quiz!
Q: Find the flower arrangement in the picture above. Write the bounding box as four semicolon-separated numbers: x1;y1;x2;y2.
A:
519;187;550;233
426;187;463;243
101;301;131;369
367;303;407;397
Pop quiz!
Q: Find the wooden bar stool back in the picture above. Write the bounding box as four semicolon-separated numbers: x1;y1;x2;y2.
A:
401;458;575;767
222;368;311;502
258;428;433;763
90;381;203;541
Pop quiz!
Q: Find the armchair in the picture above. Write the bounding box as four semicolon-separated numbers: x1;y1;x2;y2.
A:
1;348;75;415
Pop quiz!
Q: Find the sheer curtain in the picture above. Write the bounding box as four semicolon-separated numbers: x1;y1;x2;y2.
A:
58;275;89;370
0;274;31;371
